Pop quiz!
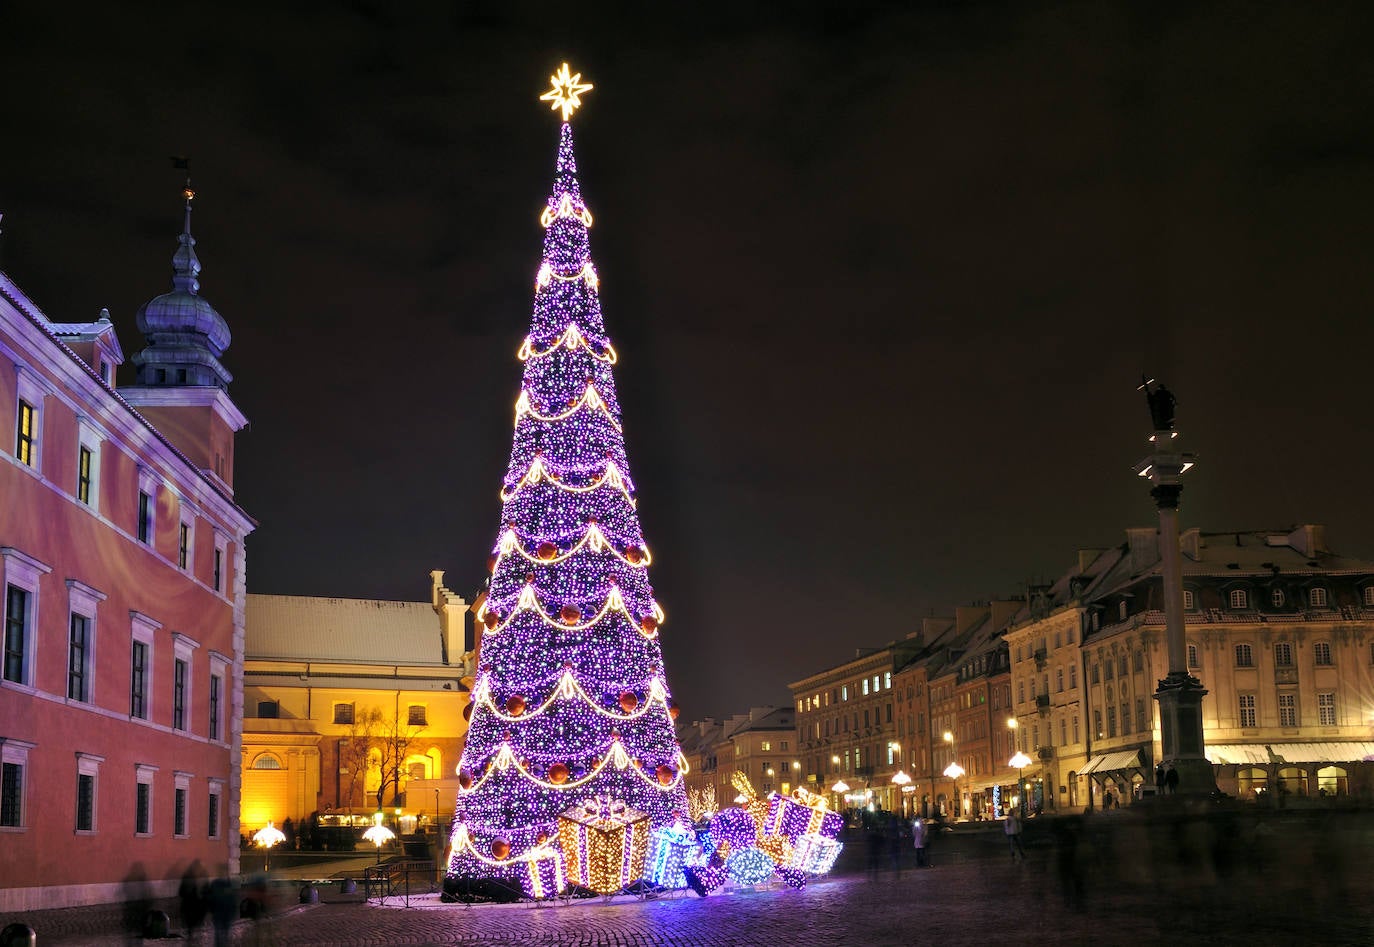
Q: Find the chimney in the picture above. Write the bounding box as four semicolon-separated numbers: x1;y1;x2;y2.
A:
1125;527;1160;574
1287;524;1327;558
430;570;470;665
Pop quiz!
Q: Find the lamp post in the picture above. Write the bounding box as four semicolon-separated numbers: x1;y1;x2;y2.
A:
831;779;850;812
891;770;912;817
943;731;960;818
363;817;397;865
1009;751;1033;820
434;788;440;835
252;821;286;872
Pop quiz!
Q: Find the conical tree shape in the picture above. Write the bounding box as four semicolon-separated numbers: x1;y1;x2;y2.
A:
446;123;688;892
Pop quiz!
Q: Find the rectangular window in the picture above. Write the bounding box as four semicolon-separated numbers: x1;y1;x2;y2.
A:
131;641;148;719
1056;668;1064;691
1136;699;1147;733
1093;710;1103;738
209;674;222;741
1188;644;1200;668
212;549;222;591
1239;694;1256;728
68;614;89;701
1183;589;1195;610
208;789;220;838
1314;642;1332;666
1120;703;1131;734
77;446;93;504
1310;588;1328;608
1107;706;1117;737
137;492;152;544
4;585;29;684
1;761;23;827
1274;642;1293;667
1091;664;1100;684
174;787;187;837
178;523;190;570
1072;716;1080;743
333;703;354;725
135;781;151;835
1235;644;1254;667
76;772;95;832
173;659;187;731
1278;693;1298;728
862;679;869;696
15;400;35;467
407;704;427;726
1318;692;1336;726
1230;589;1248;609
1060;719;1067;744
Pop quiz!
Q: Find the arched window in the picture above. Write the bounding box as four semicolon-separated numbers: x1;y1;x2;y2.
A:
1237;766;1267;799
1310;588;1328;608
1229;589;1249;609
1271;588;1285;608
250;753;283;770
1316;765;1348;797
1276;766;1308;798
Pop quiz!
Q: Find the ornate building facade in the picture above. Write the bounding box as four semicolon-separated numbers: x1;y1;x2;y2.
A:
0;194;252;910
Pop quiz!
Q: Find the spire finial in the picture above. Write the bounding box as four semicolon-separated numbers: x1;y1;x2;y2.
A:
539;63;593;121
168;156;200;295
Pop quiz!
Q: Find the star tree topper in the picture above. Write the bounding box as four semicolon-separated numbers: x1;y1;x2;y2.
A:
540;62;593;120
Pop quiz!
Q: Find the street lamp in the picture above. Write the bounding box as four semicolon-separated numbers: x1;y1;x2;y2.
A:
942;762;965;819
891;770;912;817
363;817;397;865
252;821;286;872
942;731;961;818
1009;751;1033;819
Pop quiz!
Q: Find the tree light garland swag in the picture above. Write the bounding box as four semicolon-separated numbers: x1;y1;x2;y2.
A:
445;107;690;897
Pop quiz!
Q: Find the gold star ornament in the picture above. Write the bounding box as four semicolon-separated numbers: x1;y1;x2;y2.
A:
540;62;593;120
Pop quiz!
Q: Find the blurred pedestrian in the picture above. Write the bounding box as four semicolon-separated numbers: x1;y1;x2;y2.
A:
911;817;929;868
1165;765;1179;795
207;872;237;947
179;859;208;942
1005;809;1026;862
121;863;151;947
887;814;904;872
1052;817;1085;909
1155;762;1166;794
866;821;884;877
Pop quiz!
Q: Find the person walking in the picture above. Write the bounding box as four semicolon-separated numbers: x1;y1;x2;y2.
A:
1165;764;1179;795
1005;808;1026;862
911;817;929;868
1155;762;1166;795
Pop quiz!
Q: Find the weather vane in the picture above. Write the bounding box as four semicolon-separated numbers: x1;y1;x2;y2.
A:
539;62;593;121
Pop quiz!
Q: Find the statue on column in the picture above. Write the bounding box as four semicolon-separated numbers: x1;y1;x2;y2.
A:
1138;375;1177;431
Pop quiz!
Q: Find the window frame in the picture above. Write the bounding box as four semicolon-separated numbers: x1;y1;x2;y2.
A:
1277;692;1298;728
75;752;103;835
66;579;106;704
208;652;229;743
136;467;158;546
1182;589;1195;611
0;738;36;829
407;704;427;727
1229;588;1249;610
1238;694;1257;728
2;548;52;689
135;764;156;836
333;702;355;725
130;612;160;721
171;634;198;733
208;779;223;839
1309;588;1328;609
1187;642;1200;669
1274;642;1293;667
75;417;102;511
1313;641;1332;667
173;771;191;839
1234;643;1254;668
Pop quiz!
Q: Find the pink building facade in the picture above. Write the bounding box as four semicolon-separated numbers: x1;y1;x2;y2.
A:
0;197;252;910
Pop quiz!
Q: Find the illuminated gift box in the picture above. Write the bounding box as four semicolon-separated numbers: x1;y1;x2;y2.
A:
788;832;843;874
763;790;843;842
521;844;567;900
556;797;650;894
645;823;705;888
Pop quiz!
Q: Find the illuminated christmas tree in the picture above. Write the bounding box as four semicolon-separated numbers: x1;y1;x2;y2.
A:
446;65;689;896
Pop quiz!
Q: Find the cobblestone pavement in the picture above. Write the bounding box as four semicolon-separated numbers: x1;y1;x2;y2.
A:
6;812;1373;945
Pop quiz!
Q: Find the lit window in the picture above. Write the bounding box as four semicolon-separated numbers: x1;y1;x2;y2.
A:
1310;588;1328;609
1238;694;1256;728
408;704;427;726
15;401;36;467
1229;589;1248;610
251;754;283;770
884;672;891;690
77;446;93;504
1278;693;1298;728
862;679;869;696
1234;644;1254;667
1318;692;1336;726
1314;642;1332;666
334;703;355;725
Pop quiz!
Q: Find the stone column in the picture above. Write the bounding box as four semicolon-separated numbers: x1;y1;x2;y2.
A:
1135;430;1216;796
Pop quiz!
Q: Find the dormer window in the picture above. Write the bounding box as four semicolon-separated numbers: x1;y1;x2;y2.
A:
1310;588;1328;609
1365;587;1374;607
1118;601;1128;621
1183;590;1195;610
1271;588;1285;608
1229;589;1248;610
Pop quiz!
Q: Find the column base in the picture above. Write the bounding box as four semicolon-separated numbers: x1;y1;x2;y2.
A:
1154;677;1218;796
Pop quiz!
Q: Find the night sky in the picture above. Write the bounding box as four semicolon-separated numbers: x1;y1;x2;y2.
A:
3;3;1373;721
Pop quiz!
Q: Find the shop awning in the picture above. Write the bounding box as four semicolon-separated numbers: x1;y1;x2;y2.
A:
1204;742;1374;766
1079;749;1142;775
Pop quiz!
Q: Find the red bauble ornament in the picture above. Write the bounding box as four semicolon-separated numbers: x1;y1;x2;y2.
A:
483;611;499;630
462;703;472;722
525;572;536;584
618;691;639;713
560;604;582;624
536;832;549;845
656;765;675;786
548;763;570;784
668;703;681;720
505;695;527;717
640;615;659;634
491;839;510;860
625;546;644;565
458;770;473;790
537;541;558;561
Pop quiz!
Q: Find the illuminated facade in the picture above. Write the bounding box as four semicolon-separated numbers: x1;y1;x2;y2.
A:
240;575;474;834
1007;526;1374;807
0;193;252;910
